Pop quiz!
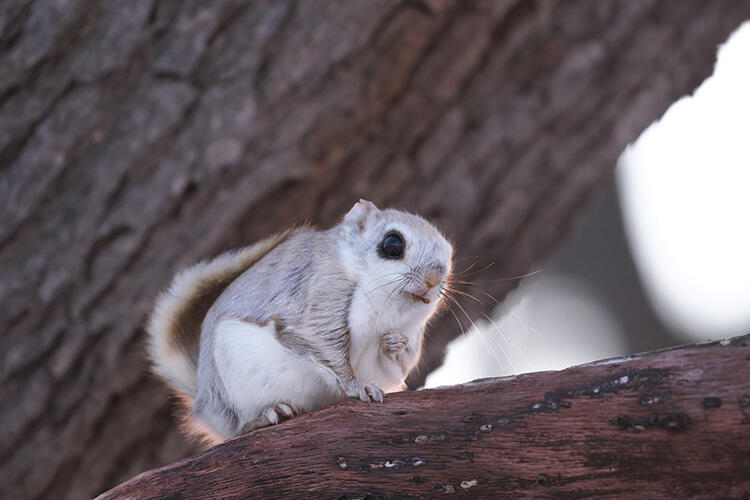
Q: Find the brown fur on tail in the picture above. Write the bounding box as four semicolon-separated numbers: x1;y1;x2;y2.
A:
146;227;307;398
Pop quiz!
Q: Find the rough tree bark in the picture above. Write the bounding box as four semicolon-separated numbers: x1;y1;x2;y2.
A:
1;1;749;498
99;335;750;499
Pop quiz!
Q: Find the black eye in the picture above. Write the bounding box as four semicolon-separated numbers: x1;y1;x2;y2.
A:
380;233;404;259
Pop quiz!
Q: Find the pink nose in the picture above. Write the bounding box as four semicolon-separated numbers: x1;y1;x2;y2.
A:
423;268;444;289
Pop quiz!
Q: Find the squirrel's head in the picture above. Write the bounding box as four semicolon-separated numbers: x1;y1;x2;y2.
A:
339;199;453;316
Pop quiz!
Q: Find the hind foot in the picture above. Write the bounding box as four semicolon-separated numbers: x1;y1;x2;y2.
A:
263;402;299;423
240;402;299;434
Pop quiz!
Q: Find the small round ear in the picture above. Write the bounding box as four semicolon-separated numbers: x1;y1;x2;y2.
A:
343;199;378;232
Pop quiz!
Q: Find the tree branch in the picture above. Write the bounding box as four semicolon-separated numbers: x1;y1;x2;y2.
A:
98;335;750;499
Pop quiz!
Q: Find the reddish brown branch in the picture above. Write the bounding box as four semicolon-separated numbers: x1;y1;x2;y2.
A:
99;335;750;499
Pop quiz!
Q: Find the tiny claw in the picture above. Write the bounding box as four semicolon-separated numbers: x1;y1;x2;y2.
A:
262;406;279;425
372;387;384;403
274;402;297;418
363;382;384;403
358;387;369;402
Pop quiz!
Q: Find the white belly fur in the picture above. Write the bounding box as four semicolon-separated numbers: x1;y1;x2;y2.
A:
213;318;344;426
348;285;428;392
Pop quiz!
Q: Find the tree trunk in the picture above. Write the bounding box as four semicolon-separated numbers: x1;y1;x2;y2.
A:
1;1;748;498
99;335;750;499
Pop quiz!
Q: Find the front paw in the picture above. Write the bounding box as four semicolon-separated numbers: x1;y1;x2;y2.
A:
381;332;408;356
343;380;384;403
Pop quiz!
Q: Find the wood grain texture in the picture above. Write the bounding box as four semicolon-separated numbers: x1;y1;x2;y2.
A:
2;1;750;497
99;335;750;499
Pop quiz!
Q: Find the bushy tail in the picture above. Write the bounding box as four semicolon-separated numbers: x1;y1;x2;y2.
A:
146;227;305;399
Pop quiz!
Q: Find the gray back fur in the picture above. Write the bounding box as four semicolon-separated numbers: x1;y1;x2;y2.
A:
194;227;353;429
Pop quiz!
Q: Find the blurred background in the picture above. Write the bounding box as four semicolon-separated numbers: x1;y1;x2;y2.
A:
1;1;749;498
428;21;750;386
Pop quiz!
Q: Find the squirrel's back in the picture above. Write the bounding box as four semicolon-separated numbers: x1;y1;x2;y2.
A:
146;227;306;398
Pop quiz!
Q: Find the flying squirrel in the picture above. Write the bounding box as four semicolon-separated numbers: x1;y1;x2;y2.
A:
147;199;454;443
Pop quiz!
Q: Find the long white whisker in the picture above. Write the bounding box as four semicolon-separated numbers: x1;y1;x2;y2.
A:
388;274;413;301
445;294;515;373
481;312;529;369
364;275;406;298
509;311;545;339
